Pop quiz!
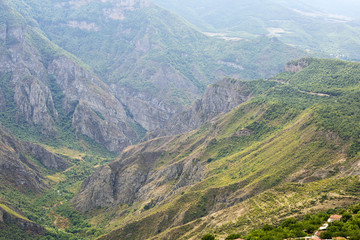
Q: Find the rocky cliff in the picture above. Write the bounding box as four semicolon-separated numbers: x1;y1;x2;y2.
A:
72;136;205;211
0;2;142;152
21;0;308;134
48;56;140;152
73;77;253;211
149;78;252;137
0;125;67;193
283;58;310;73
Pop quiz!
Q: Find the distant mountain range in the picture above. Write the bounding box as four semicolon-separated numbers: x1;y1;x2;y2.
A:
152;0;360;61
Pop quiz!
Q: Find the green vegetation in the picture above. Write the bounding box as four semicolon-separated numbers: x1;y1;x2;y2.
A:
0;144;114;239
11;0;307;111
0;204;30;221
224;203;360;240
1;0;360;239
0;223;37;240
95;58;360;239
201;234;216;240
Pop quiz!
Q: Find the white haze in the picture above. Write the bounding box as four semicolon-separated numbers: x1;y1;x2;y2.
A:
300;0;360;19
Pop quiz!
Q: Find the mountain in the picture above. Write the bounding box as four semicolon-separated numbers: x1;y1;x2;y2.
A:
11;0;309;133
0;0;144;153
0;0;310;153
72;58;360;239
147;77;254;138
0;124;67;193
152;0;360;61
0;123;68;239
2;0;360;239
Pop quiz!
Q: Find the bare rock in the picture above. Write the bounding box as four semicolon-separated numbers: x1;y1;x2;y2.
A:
14;76;57;133
149;78;252;137
73;139;204;211
0;125;67;192
283;58;310;73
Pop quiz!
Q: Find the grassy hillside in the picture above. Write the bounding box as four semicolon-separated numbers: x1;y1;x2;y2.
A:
222;201;360;239
1;57;360;239
75;58;360;239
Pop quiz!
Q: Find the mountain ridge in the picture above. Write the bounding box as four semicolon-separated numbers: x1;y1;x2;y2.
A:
72;58;360;239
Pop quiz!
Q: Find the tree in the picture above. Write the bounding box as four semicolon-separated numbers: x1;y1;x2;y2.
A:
226;234;242;240
201;233;216;240
319;231;332;239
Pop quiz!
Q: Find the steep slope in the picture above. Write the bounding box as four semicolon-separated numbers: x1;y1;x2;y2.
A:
148;77;255;138
0;1;142;152
0;200;46;239
152;0;360;61
0;124;67;193
72;58;360;239
11;0;309;132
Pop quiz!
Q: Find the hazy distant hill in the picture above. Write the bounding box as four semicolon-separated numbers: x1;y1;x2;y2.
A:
152;0;360;61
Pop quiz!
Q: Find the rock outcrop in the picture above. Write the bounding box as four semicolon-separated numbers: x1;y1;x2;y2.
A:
0;125;67;193
72;137;205;211
283;58;310;73
26;143;68;171
112;85;186;131
0;2;142;152
0;10;57;134
148;78;252;137
48;57;139;152
73;78;253;211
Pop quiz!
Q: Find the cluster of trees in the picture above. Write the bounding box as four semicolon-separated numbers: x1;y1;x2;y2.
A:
318;212;360;239
201;204;360;240
228;213;328;240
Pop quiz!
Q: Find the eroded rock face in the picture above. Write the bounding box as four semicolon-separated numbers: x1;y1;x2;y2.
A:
48;57;140;152
149;78;252;137
0;125;67;192
112;85;185;131
72;138;205;211
14;77;57;133
0;19;57;134
0;3;142;152
283;58;310;73
27;144;68;171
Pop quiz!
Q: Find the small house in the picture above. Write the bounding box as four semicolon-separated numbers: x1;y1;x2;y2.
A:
328;215;342;222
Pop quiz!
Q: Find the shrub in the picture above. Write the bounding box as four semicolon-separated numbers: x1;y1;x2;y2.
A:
201;233;216;240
